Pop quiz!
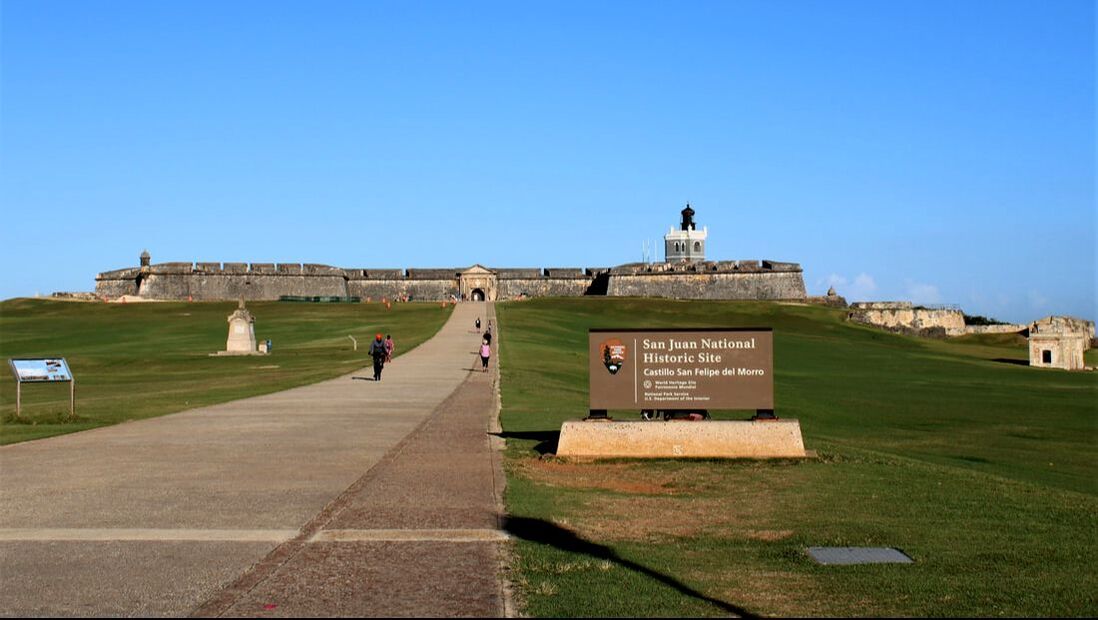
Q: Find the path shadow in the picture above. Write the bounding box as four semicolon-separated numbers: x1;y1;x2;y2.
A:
503;516;756;618
489;430;559;455
991;358;1029;366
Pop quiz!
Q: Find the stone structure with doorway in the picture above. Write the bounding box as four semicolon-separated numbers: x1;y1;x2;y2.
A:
459;265;496;301
1028;315;1094;370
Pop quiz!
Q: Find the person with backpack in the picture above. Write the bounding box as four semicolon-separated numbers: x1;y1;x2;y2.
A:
369;333;387;381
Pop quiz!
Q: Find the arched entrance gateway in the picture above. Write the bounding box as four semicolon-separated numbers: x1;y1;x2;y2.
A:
459;265;498;301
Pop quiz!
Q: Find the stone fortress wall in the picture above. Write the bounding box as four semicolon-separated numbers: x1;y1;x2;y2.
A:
94;207;810;303
95;262;350;301
95;260;808;302
606;260;806;300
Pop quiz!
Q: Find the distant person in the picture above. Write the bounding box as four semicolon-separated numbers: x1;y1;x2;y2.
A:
369;333;387;381
384;334;394;363
475;317;481;332
480;338;491;372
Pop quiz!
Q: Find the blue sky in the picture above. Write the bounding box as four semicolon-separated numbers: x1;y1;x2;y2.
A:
2;0;1094;323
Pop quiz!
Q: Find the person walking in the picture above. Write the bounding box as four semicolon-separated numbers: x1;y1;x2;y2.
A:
384;334;394;363
475;317;481;332
369;333;387;381
479;338;491;372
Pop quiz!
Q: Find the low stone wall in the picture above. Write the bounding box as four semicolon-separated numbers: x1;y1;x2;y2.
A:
961;324;1027;335
806;294;848;307
50;292;100;301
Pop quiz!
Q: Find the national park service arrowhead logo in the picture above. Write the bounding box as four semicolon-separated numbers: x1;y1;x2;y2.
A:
600;338;627;375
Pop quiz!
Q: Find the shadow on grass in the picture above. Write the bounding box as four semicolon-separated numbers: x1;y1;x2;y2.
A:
503;515;757;618
489;430;559;455
990;357;1029;366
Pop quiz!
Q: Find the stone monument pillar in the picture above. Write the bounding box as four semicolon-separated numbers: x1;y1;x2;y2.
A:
226;299;257;353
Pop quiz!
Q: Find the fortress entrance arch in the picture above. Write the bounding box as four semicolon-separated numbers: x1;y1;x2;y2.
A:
459;265;497;302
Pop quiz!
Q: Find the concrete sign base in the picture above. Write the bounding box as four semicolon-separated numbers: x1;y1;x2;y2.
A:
556;419;808;459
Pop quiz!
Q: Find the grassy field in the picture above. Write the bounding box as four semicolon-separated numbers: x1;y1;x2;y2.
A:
0;298;452;444
495;298;1097;617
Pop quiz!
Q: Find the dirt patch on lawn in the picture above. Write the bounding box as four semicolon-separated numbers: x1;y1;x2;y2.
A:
565;492;791;543
516;459;679;496
514;457;804;542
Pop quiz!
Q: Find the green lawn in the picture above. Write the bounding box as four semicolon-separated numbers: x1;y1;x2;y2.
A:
0;298;452;444
496;298;1097;617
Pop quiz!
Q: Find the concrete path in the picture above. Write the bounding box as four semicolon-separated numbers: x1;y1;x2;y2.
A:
0;301;506;617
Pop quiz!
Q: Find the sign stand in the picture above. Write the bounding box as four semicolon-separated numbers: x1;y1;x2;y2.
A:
585;409;610;421
753;409;777;420
8;358;76;420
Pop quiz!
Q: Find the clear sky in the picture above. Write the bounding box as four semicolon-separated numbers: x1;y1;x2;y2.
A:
1;0;1094;323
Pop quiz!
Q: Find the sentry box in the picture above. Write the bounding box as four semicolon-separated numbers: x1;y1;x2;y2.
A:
8;358;76;420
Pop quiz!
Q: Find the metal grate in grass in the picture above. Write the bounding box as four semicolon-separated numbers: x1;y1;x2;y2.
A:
807;546;914;565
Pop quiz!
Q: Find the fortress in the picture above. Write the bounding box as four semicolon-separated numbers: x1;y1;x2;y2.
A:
95;207;809;303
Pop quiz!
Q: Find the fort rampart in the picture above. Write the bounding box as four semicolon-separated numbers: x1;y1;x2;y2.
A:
605;260;807;300
95;259;808;302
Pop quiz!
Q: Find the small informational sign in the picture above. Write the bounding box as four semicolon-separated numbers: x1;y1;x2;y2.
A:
9;358;73;383
589;329;773;410
8;358;77;419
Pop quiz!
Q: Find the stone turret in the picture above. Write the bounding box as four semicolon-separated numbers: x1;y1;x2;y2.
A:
139;250;151;268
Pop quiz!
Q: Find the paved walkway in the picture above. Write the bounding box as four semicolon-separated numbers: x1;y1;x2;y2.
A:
0;302;507;617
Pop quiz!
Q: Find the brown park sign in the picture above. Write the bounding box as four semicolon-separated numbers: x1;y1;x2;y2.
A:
589;329;773;410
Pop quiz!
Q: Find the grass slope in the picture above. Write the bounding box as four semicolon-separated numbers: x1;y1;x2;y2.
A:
496;298;1097;617
0;299;451;444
